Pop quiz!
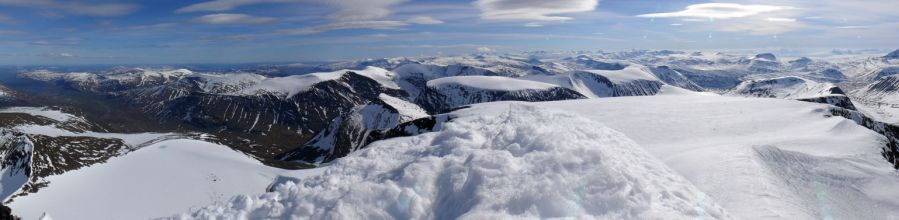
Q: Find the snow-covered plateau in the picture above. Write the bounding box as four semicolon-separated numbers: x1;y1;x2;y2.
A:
2;49;899;220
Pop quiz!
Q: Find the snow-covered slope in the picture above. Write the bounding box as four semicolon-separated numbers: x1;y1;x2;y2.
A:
451;92;899;219
177;106;729;219
727;76;856;109
9;139;319;220
416;76;585;112
568;65;666;98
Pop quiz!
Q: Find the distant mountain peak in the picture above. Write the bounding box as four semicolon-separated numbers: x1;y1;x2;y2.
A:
884;49;899;59
753;53;777;61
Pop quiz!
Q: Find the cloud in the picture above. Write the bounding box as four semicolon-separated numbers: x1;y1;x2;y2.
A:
44;52;73;58
0;14;17;24
323;0;408;21
177;0;296;13
637;3;792;19
0;0;138;17
475;0;599;22
279;20;407;35
837;26;870;29
192;14;276;25
406;16;443;25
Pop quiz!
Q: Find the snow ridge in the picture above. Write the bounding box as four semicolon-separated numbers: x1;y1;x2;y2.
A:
177;106;729;219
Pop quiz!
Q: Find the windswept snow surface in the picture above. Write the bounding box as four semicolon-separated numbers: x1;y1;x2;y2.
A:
426;75;558;91
178;106;729;219
453;91;899;219
9;139;320;220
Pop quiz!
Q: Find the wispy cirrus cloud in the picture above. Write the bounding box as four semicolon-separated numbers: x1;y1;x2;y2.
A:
0;0;138;17
637;3;801;35
636;3;793;19
475;0;599;22
406;16;444;25
192;13;277;25
176;0;296;13
278;20;406;35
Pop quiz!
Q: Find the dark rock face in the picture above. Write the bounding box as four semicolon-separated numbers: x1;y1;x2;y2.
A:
415;86;586;113
797;95;857;110
25;71;409;165
278;97;427;164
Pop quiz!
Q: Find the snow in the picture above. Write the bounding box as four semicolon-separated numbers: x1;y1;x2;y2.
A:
0;132;33;202
583;65;660;84
378;94;429;121
9;139;320;220
426;75;558;91
235;66;399;98
237;70;344;98
0;107;81;123
727;76;842;99
12;124;174;147
451;92;899;219
177;106;728;219
353;66;401;89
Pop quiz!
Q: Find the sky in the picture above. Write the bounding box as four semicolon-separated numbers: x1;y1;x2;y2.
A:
0;0;895;64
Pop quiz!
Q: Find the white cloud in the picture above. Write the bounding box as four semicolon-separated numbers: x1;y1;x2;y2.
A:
44;52;74;58
279;20;407;35
475;0;599;21
406;16;443;25
177;0;296;13
766;17;796;22
637;3;792;19
192;14;276;25
0;0;138;17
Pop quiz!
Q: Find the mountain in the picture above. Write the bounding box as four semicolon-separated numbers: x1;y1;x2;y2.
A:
727;76;856;109
850;75;899;124
0;106;176;201
180;89;899;219
884;49;899;60
0;130;32;202
415;75;586;113
279;94;430;164
568;65;666;97
179;106;730;219
20;67;409;165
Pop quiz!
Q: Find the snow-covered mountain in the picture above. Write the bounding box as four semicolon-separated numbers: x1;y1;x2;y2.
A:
6;49;899;219
416;75;585;112
179;106;730;219
179;89;899;219
279;94;430;164
727;76;856;109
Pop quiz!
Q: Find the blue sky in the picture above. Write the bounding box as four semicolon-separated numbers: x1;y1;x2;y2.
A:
0;0;896;64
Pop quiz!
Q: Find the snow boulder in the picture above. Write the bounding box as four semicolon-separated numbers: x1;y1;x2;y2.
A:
177;106;729;219
416;76;585;113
